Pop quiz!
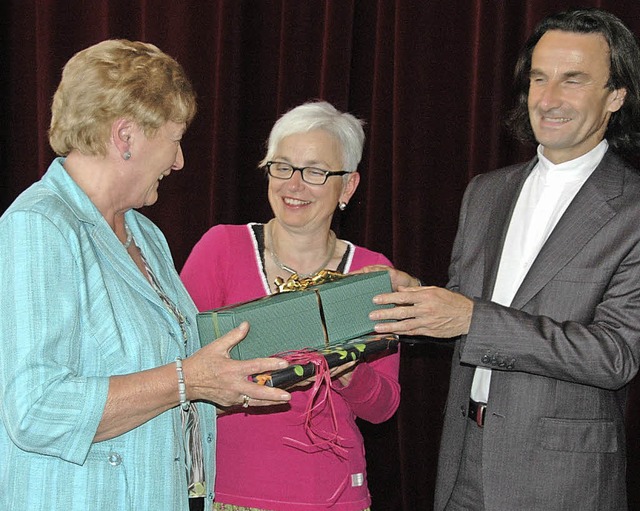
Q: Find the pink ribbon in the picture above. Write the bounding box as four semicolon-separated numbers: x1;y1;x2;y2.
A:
278;348;348;458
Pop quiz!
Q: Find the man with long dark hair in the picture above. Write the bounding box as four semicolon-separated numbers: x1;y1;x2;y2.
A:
368;8;640;510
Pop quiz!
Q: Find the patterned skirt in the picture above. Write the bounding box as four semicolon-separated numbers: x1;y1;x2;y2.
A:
213;504;371;511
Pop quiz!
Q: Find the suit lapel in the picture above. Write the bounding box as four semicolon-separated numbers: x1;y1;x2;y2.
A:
510;152;622;309
482;159;537;299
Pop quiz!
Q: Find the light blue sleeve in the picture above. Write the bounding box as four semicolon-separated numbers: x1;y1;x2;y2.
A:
0;210;109;465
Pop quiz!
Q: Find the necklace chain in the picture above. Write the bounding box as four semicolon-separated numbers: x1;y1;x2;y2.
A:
267;222;337;279
139;243;189;349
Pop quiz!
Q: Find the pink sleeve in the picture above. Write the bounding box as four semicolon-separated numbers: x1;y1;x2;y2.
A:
331;245;401;423
332;348;400;423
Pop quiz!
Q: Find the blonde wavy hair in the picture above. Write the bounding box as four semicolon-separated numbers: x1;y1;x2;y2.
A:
49;39;196;156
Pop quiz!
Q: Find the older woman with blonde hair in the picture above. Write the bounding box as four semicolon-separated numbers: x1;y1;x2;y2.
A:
181;100;401;511
0;39;290;511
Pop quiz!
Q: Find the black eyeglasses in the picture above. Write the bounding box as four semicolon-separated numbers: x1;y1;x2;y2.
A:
264;161;349;185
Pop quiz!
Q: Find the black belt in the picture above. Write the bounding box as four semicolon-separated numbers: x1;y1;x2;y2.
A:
468;399;487;427
189;497;205;511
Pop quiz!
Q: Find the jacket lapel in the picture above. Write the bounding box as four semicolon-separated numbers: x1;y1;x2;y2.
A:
43;159;189;348
44;160;163;306
510;152;621;309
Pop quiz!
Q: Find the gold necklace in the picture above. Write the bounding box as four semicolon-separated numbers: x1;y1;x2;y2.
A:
267;222;337;278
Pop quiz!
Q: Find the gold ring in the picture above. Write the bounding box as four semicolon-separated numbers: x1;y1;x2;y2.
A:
241;394;250;408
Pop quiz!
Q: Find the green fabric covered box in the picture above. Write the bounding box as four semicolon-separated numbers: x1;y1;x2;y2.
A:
196;271;393;360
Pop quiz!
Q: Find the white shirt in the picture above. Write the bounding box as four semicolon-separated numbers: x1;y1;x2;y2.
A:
470;140;609;403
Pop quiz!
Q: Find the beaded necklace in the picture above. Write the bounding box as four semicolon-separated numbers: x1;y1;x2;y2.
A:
123;223;133;249
129;229;205;497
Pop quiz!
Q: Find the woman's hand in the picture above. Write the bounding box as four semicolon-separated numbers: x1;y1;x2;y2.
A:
183;322;291;408
355;265;421;290
96;323;290;442
282;359;358;390
330;360;357;387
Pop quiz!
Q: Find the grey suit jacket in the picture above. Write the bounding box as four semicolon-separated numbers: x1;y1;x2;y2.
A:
434;150;640;511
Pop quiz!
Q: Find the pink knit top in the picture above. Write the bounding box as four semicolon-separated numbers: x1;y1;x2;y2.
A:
181;224;400;510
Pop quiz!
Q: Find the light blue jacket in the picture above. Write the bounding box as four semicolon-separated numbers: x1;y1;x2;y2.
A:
0;158;216;510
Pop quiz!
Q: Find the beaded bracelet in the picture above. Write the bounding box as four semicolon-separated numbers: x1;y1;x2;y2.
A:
174;357;190;411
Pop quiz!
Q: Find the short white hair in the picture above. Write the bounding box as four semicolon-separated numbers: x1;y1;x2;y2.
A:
260;101;365;172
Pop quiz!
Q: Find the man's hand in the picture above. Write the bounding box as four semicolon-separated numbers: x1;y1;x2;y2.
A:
369;286;474;338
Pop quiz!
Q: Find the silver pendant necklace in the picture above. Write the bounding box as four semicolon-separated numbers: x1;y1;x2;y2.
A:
267;222;336;278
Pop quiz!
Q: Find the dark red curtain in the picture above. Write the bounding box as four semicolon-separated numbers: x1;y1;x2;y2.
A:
3;1;640;509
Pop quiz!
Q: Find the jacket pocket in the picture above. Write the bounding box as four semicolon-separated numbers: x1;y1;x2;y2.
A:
538;417;618;453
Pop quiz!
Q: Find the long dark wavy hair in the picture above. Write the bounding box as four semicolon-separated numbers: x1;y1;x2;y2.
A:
506;8;640;155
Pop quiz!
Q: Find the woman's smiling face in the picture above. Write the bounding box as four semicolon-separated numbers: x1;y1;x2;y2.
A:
267;129;358;233
128;121;186;208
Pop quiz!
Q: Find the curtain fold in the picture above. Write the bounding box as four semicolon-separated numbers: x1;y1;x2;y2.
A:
2;1;640;509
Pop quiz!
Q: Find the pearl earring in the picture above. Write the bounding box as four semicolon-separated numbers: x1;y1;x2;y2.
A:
123;151;131;160
338;202;347;211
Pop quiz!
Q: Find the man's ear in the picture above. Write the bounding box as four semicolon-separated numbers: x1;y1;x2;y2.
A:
608;87;627;113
